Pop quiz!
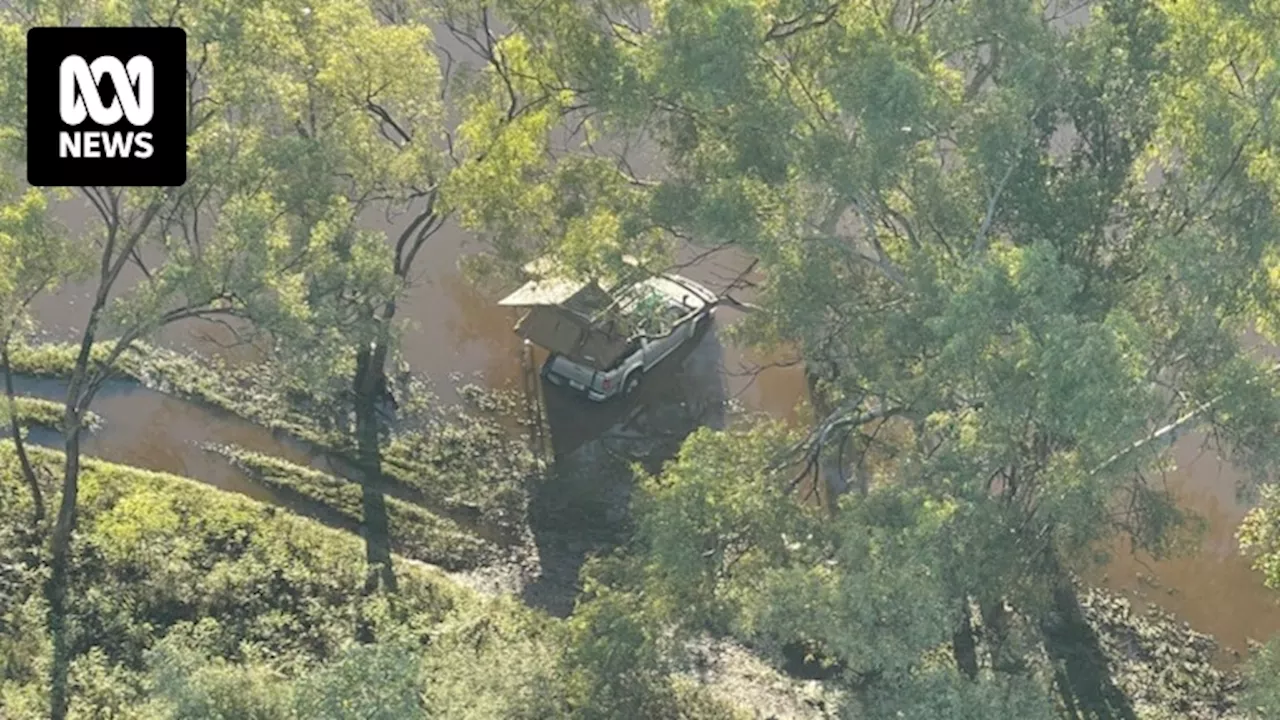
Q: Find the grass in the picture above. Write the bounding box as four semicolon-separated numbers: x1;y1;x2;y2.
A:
208;444;499;572
5;341;118;379
0;442;487;716
2;396;102;432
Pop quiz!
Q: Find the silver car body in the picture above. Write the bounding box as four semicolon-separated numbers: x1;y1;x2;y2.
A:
541;274;717;401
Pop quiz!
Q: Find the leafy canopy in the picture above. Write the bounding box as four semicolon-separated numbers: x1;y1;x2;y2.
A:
451;0;1280;713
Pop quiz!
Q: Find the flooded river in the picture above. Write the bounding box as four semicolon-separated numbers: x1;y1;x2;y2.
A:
22;191;1280;660
1094;435;1280;656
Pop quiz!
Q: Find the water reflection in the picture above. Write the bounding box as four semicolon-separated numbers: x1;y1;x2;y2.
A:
1095;433;1280;657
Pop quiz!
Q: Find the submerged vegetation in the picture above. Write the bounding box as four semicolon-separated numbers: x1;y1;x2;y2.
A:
1080;591;1243;720
1;396;101;433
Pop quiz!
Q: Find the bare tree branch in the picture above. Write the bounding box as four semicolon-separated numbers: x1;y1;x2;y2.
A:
765;3;840;42
973;158;1018;254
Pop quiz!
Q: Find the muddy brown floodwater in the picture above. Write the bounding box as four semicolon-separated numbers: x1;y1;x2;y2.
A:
14;378;282;504
27;192;1280;662
1092;433;1280;658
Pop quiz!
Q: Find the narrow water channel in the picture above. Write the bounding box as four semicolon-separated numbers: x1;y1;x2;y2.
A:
8;375;328;506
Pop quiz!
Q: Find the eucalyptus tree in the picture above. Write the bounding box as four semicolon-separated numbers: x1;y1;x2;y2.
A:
0;28;82;525
187;0;449;596
0;3;409;715
198;0;591;594
446;0;1280;714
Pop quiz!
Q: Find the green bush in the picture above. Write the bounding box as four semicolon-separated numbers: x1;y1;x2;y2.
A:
0;445;465;717
0;442;773;720
1242;638;1280;720
419;596;569;719
142;630;425;720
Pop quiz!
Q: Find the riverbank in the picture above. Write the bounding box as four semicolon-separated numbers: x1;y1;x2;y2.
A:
6;341;539;531
7;340;364;449
0;444;471;716
207;444;509;572
0;444;838;719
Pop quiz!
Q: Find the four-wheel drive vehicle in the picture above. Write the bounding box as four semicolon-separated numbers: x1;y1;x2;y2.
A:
499;262;718;401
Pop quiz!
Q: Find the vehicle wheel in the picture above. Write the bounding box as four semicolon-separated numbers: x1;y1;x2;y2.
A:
623;371;642;396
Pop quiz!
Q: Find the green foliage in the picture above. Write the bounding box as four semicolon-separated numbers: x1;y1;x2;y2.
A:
1241;637;1280;720
631;423;815;633
0;444;467;717
419;598;568;719
0;23;84;350
1;436;768;718
295;640;425;719
560;575;747;720
561;581;672;719
445;0;1280;714
145;636;295;720
1240;485;1280;592
210;445;497;570
0;397;102;433
144;632;425;720
628;426;1045;707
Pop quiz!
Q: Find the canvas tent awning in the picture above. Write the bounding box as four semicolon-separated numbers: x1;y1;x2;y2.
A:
499;277;634;369
497;277;586;308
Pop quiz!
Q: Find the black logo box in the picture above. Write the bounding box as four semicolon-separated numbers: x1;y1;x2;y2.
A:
27;27;187;187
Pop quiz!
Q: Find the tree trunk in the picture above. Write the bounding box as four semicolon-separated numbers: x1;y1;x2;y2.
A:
47;426;81;720
981;598;1012;673
354;308;397;596
804;364;846;514
47;296;105;720
951;601;980;681
2;341;43;525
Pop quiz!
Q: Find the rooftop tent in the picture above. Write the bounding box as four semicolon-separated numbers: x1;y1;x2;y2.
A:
499;276;634;370
496;276;586;308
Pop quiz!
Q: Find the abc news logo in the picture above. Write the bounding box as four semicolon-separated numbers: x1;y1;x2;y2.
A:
59;55;156;159
28;27;186;187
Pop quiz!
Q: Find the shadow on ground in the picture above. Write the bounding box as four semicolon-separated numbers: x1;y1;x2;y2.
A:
521;320;729;616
